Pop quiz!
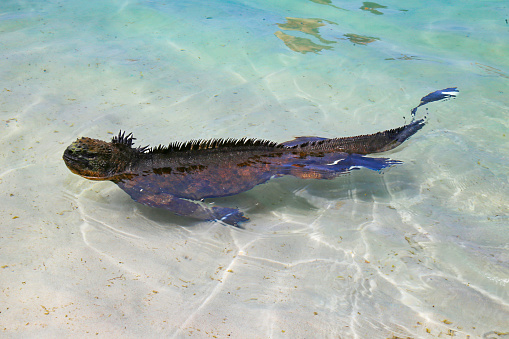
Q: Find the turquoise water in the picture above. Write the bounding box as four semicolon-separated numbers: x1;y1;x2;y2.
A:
1;0;508;337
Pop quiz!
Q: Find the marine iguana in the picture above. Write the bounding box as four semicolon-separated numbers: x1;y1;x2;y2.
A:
63;88;458;226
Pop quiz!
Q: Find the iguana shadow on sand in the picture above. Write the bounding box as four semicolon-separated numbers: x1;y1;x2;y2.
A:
63;88;458;227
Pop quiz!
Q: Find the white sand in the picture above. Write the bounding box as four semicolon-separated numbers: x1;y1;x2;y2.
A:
1;1;508;337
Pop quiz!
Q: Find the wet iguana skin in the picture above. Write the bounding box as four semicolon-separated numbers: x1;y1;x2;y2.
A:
62;88;457;227
62;121;421;226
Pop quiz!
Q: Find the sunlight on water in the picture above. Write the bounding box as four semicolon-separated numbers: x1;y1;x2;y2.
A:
1;0;508;337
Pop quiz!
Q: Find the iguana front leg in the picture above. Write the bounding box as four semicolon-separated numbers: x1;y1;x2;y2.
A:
139;193;247;226
117;183;247;227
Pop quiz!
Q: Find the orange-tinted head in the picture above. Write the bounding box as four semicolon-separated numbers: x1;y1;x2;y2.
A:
63;136;135;181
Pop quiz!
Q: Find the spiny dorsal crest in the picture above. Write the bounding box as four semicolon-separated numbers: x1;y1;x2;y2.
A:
150;137;283;154
112;130;150;153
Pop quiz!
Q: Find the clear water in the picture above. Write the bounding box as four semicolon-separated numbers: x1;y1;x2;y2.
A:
1;0;508;337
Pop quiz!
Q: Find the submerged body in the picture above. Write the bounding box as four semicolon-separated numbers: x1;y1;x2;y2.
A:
63;88;457;226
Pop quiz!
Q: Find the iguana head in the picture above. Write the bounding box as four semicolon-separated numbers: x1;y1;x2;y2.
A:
63;132;140;181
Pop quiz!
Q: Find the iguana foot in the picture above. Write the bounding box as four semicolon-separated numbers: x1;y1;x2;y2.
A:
212;206;249;227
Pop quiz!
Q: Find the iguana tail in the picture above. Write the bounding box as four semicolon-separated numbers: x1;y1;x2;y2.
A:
284;87;458;155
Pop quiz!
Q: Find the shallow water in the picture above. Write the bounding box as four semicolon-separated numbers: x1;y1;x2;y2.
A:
1;0;508;337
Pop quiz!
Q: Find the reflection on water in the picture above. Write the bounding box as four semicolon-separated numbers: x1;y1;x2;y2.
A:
277;18;337;44
385;55;421;60
343;33;379;45
275;17;336;54
308;0;346;11
360;2;387;15
275;30;333;54
476;63;509;79
275;18;380;53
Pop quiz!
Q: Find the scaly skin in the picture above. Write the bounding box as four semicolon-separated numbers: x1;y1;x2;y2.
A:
63;88;458;226
62;121;421;226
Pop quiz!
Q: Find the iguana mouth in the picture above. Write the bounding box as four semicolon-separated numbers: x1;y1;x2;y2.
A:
62;149;94;179
63;143;105;180
63;141;134;181
62;146;84;167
